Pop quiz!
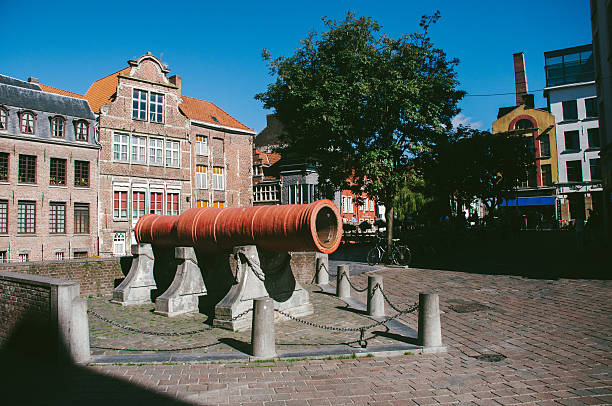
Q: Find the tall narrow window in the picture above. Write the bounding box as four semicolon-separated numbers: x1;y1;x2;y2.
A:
74;160;89;187
49;202;66;234
18;154;36;183
195;165;207;189
132;191;146;220
562;100;578;121
113;133;129;162
51;116;64;137
149;138;163;165
195;135;208;155
0;200;7;234
150;192;163;214
75;121;89;141
538;134;550;157
132;89;147;120
212;167;224;190
113;191;128;219
590;158;602;180
49;158;66;185
0;152;8;182
585;97;598;118
17;201;36;234
564;130;580;151
566;160;583;182
20;112;35;134
587;128;600;148
541;164;553;187
165;140;179;167
149;93;164;123
0;108;7;130
131;135;147;164
166;193;179;215
74;203;89;234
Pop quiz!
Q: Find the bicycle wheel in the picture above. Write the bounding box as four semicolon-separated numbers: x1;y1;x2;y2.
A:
367;247;381;266
392;245;412;266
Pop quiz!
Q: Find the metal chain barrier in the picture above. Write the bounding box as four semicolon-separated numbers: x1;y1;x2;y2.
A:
341;272;368;292
231;307;253;321
87;308;212;336
375;284;405;313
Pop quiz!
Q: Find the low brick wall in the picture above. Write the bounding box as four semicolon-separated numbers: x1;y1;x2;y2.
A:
0;258;129;297
290;252;317;284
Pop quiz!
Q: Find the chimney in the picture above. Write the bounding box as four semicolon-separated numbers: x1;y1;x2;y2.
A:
513;52;528;106
28;77;39;84
169;75;181;90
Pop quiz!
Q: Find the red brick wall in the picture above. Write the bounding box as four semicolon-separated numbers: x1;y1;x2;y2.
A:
0;258;127;297
290;252;316;284
0;277;51;344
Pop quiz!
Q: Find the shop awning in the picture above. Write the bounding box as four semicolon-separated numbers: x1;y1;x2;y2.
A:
501;197;556;206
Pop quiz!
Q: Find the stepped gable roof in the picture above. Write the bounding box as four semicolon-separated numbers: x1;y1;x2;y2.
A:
179;95;254;133
84;67;131;113
0;74;94;119
40;83;85;99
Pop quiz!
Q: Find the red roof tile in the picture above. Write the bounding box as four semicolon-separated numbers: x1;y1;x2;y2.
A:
40;84;86;100
84;67;131;113
180;95;254;133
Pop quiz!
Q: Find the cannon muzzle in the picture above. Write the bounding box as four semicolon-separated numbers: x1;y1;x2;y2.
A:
134;199;343;254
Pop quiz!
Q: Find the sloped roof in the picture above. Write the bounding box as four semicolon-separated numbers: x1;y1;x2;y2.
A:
179;95;254;133
40;83;86;99
0;75;94;119
0;75;41;91
84;67;131;113
254;148;281;166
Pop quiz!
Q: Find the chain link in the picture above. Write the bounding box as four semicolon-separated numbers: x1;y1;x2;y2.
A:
87;309;212;336
230;307;253;321
376;284;405;313
341;272;368;292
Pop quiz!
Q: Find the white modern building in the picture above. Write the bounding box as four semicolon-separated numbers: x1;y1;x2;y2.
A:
544;44;602;223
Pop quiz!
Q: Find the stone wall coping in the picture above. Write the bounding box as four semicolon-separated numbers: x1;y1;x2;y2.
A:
0;257;126;267
0;270;79;288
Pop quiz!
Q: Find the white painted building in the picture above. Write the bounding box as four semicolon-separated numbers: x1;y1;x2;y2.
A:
544;44;602;223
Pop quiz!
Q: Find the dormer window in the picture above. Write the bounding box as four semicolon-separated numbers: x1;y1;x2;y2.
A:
20;111;35;134
51;116;65;138
0;108;7;130
75;120;89;141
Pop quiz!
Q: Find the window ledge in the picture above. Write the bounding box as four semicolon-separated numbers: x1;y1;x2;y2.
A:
558;119;579;125
585;147;600;152
16;183;37;187
74;185;90;189
0;181;9;185
561;149;581;154
49;233;67;236
16;234;38;237
113;218;129;223
583;117;598;122
49;185;68;188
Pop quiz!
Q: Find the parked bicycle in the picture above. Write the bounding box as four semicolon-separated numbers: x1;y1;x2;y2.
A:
367;234;412;266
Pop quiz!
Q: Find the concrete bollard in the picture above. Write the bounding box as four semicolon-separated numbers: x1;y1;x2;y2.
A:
367;274;385;317
336;264;350;298
418;292;442;348
315;252;329;285
251;297;276;358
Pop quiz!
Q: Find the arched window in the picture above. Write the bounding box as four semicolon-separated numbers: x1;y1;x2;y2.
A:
0;107;8;130
515;119;534;130
50;116;65;138
20;111;35;134
74;120;89;141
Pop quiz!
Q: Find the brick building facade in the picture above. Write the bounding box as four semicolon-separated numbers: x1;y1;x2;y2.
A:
84;53;254;256
0;75;99;262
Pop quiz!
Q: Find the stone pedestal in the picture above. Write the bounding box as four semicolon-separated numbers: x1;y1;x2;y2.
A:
154;247;207;317
112;244;156;305
214;245;313;331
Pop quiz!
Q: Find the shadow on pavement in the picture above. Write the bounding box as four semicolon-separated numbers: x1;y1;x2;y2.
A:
0;314;192;406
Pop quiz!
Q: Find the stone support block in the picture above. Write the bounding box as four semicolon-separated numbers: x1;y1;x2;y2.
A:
112;244;156;305
336;264;350;298
154;247;207;317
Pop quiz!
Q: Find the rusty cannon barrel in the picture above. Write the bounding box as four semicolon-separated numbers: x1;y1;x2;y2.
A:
134;199;343;254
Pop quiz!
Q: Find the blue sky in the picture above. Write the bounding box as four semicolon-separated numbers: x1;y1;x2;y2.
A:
0;0;593;133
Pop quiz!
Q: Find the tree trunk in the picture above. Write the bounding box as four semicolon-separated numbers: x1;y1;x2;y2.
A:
386;205;394;259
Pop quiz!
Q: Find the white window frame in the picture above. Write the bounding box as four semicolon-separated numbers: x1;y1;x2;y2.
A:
166;193;179;215
55;251;64;261
19;253;29;262
132;89;147;120
113;232;126;256
150;191;164;215
131;135;147;164
149;138;163;166
195;135;208;156
0;108;7;130
113;133;129;162
149;92;164;123
165;140;180;167
195;165;208;189
113;190;128;220
212;167;225;190
20;111;35;134
132;190;146;221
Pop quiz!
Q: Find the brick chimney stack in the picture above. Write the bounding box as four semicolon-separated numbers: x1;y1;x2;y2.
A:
169;75;181;91
28;77;39;84
513;52;528;106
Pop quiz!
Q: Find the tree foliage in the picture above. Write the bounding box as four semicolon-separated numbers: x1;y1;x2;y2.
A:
420;126;535;212
256;12;464;248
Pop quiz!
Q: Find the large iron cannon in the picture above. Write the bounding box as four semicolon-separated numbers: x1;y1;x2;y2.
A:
133;199;343;254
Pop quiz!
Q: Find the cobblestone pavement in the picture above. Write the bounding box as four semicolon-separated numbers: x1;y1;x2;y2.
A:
22;265;611;405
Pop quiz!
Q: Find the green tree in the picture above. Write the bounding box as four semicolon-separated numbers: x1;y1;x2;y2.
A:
256;12;464;252
420;126;534;214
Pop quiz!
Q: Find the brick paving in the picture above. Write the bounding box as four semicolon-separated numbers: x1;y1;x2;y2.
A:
4;265;612;405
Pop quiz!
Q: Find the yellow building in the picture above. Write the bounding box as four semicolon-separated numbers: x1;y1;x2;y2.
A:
492;104;559;227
